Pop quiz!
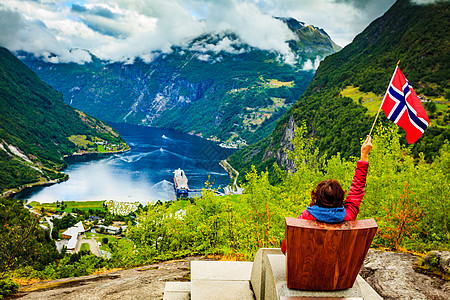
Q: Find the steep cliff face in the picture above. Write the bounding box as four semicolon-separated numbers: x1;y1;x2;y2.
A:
262;114;297;173
276;114;297;173
19;18;339;145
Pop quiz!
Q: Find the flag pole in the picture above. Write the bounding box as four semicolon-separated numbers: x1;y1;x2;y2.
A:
368;60;400;137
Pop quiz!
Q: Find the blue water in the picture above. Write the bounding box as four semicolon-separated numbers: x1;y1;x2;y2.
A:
20;123;235;204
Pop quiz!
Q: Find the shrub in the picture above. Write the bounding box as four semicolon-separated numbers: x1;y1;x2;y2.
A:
0;277;19;299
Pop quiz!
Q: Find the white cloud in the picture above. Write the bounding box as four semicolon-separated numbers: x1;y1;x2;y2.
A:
411;0;443;4
301;56;322;71
201;1;295;57
254;0;396;46
0;0;398;64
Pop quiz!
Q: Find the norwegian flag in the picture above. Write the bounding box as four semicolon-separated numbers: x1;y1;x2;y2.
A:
381;66;429;144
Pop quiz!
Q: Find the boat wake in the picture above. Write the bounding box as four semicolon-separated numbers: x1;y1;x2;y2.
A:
118;152;151;163
162;135;189;144
118;149;167;163
148;180;175;200
149;179;173;190
161;149;192;161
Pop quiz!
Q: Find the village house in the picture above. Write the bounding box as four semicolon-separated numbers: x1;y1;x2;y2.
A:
61;221;85;253
96;225;122;235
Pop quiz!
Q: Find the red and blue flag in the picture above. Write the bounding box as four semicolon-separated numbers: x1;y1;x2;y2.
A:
381;66;429;144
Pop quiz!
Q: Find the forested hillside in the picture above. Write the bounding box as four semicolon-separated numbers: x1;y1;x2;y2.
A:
229;0;449;176
19;18;339;146
0;47;128;194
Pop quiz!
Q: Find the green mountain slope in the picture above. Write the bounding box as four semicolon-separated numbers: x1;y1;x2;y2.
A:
19;18;339;145
0;47;128;194
229;0;450;176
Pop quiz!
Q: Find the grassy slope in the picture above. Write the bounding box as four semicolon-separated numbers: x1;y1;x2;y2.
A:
29;201;106;213
0;47;128;193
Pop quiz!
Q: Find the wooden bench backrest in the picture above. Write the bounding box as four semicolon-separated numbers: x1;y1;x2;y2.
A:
285;217;377;291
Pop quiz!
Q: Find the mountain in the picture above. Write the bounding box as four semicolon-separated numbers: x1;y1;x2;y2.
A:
228;0;450;176
18;18;339;146
0;47;129;195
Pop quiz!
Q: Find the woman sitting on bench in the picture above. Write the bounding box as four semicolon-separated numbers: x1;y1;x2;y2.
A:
281;135;373;254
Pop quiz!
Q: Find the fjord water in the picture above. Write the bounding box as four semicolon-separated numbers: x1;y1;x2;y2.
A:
21;123;235;204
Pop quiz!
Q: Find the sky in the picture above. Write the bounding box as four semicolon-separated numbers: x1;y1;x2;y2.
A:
0;0;433;64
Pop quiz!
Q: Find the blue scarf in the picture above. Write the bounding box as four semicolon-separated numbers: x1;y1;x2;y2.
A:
306;206;346;223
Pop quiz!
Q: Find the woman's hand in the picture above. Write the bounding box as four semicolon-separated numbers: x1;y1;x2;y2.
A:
361;136;373;162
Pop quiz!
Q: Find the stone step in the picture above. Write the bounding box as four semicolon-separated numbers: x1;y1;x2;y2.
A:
163;282;191;300
262;254;364;300
191;261;253;281
163;252;382;300
191;280;254;300
355;276;383;300
190;261;254;300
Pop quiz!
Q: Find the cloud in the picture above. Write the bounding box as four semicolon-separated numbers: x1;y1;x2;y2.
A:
254;0;396;46
411;0;444;4
189;35;247;55
0;4;96;64
334;0;377;9
200;1;296;57
0;0;398;64
301;56;322;71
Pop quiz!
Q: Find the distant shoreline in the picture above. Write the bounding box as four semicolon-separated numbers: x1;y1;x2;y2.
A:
3;148;131;200
63;147;131;159
2;176;69;199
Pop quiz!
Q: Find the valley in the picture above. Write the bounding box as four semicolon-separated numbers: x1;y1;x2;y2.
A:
19;17;338;146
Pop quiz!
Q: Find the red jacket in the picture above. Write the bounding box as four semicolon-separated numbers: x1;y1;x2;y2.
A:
281;160;369;254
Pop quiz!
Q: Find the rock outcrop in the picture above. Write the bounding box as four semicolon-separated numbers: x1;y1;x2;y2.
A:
14;251;450;300
361;250;450;300
425;251;450;275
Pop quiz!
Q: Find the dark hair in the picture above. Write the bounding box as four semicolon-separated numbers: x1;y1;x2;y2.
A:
310;180;345;208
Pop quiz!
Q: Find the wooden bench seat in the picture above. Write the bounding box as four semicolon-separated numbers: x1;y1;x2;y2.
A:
285;217;377;291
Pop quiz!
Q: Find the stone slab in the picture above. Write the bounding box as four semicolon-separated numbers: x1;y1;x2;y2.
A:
191;280;254;300
191;261;253;281
355;276;383;300
163;281;191;300
251;248;283;300
164;281;191;292
280;297;363;300
162;291;190;300
264;254;363;300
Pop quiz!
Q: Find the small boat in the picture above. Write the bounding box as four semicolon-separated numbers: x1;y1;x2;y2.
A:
173;168;189;197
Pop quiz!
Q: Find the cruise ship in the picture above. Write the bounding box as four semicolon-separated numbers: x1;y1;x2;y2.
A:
173;168;189;197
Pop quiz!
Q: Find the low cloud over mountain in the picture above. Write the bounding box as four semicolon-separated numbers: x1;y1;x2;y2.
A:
0;0;397;64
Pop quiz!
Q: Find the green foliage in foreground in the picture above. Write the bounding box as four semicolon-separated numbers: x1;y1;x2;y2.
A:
0;277;19;299
10;251;108;282
0;198;61;275
125;124;449;264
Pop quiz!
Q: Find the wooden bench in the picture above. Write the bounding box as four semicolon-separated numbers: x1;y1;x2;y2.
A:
285;217;378;291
